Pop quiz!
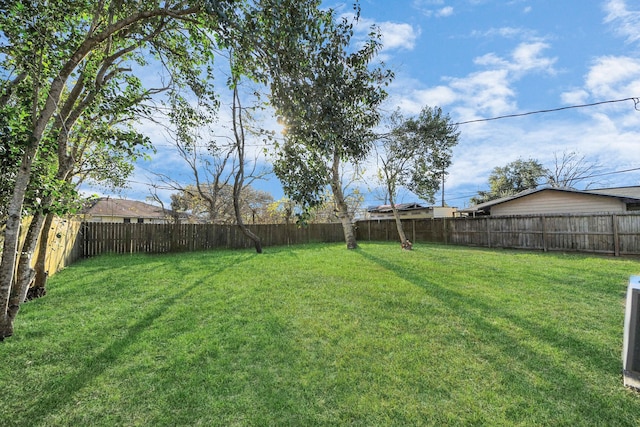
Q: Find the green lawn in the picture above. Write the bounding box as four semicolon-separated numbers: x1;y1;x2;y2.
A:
2;242;640;426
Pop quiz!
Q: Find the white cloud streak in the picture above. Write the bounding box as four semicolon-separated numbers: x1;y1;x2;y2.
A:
604;0;640;44
392;41;556;120
349;15;420;53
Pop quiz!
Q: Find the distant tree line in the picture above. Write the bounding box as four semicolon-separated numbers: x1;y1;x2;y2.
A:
470;151;603;205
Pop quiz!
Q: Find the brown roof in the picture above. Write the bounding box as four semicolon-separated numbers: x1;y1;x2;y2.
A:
82;198;170;219
368;203;427;213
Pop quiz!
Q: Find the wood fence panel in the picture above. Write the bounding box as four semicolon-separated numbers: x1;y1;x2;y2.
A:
75;213;640;259
359;221;393;242
617;215;640;255
357;213;640;256
40;218;82;275
449;217;488;247
406;219;443;244
485;216;544;250
80;222;347;257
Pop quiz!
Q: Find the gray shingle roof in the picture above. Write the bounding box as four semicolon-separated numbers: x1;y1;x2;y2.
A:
82;198;170;219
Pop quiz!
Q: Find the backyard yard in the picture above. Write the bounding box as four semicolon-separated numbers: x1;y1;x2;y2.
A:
1;242;640;426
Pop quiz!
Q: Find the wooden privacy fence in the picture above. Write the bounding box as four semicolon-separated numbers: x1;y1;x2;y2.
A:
0;217;83;278
40;218;84;273
357;212;640;256
80;222;346;257
23;212;640;267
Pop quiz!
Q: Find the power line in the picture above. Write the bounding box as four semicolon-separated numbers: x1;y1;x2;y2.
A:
568;166;640;180
453;97;640;126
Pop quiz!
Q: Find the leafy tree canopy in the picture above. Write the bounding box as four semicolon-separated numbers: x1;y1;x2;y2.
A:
267;5;393;248
376;106;459;247
1;0;366;338
381;106;460;204
471;158;547;205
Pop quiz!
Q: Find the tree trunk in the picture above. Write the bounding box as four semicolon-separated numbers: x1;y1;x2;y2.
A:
28;212;56;300
14;210;47;302
235;202;263;253
0;206;47;339
387;181;413;250
231;82;262;254
0;5;207;340
0;148;39;340
331;153;358;249
387;184;412;250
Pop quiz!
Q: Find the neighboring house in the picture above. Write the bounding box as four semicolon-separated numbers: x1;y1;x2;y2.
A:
365;202;457;220
81;197;176;224
459;186;640;217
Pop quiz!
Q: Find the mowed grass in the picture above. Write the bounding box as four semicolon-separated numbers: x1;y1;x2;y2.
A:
2;242;640;426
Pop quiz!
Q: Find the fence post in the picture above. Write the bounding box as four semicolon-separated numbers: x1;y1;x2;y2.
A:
541;215;547;252
443;217;448;244
486;218;491;248
613;214;620;257
412;220;416;243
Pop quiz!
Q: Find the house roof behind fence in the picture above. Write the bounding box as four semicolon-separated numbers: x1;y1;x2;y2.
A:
585;186;640;199
460;186;640;214
367;203;428;213
81;198;171;219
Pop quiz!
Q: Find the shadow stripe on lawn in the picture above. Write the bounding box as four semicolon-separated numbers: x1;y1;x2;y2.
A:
355;248;632;425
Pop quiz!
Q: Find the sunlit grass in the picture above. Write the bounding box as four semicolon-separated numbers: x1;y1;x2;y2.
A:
1;242;640;426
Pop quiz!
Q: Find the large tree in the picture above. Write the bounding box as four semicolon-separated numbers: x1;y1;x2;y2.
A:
377;106;459;248
170;184;273;225
547;150;603;189
471;158;547;205
28;110;154;299
270;7;393;249
0;0;233;340
0;0;343;339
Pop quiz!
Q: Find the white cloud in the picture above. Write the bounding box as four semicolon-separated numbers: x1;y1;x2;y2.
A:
377;21;420;51
447;69;516;117
470;42;556;76
584;56;640;98
509;42;556;74
474;52;509;67
561;89;589;105
604;0;640;44
471;26;539;39
402;42;556;119
412;1;455;18
347;14;420;54
436;6;454;17
416;86;459;107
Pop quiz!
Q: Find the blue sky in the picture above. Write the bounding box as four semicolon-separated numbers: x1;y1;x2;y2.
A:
96;0;640;210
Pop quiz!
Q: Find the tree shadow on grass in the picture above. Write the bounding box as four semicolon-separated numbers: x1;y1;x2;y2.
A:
355;248;637;425
13;252;252;426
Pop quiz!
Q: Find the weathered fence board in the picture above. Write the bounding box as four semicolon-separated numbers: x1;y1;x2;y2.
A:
357;213;640;256
80;222;348;257
29;212;639;264
40;218;83;274
0;217;83;277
